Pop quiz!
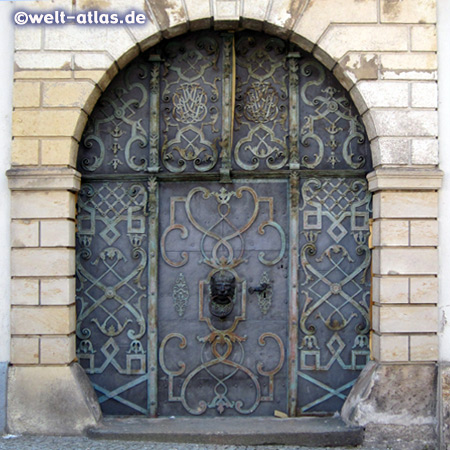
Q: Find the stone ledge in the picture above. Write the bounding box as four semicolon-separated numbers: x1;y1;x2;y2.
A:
7;167;81;192
88;416;363;447
367;167;443;191
7;363;101;435
342;361;437;427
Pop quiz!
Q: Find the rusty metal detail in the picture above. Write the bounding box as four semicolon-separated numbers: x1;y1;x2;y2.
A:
76;30;372;418
233;33;289;171
248;271;273;315
297;178;371;413
173;273;190;317
76;181;150;414
158;181;288;416
160;33;221;173
299;61;371;171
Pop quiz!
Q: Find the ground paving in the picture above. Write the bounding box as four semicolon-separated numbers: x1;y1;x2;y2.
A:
0;435;400;450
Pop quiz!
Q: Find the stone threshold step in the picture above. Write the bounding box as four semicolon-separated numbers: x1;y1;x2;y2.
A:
87;416;363;447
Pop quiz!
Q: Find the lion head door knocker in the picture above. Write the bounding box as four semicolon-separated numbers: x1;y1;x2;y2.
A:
209;271;236;319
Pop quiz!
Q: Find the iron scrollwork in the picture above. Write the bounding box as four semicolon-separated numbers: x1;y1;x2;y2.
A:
299;60;371;171
233;34;289;171
159;183;287;415
78;62;150;175
76;181;150;414
160;34;221;173
297;177;371;413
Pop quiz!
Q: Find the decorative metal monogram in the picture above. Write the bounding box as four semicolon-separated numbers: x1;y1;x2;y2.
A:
76;30;372;418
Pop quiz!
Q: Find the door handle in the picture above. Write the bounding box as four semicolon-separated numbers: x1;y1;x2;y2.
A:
248;283;269;294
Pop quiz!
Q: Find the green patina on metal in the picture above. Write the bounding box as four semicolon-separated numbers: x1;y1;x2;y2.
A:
76;30;372;417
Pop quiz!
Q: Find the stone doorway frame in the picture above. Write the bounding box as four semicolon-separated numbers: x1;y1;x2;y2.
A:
6;0;440;437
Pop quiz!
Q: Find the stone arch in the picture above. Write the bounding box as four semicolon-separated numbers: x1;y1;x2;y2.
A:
7;0;441;439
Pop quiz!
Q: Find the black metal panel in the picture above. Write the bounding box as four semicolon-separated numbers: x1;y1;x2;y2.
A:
76;181;151;414
159;32;223;173
75;29;373;418
233;32;290;171
298;59;372;171
77;58;151;175
297;177;371;413
158;181;289;416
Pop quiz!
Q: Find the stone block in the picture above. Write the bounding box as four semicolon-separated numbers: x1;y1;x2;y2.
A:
40;335;76;364
368;110;437;140
11;278;39;306
184;0;212;29
15;26;42;51
15;52;72;71
73;52;115;71
370;137;410;166
7;364;101;435
11;220;39;248
213;0;240;29
8;167;81;192
373;191;438;219
41;278;76;306
411;82;438;108
410;219;438;246
11;305;76;335
409;334;438;361
373;248;438;276
380;53;437;80
0;363;6;434
372;333;408;362
372;219;408;246
11;191;76;220
441;365;450;448
294;0;377;46
351;81;409;112
13;81;41;108
376;305;438;333
368;168;443;191
74;67;119;92
242;0;270;29
40;220;76;248
263;0;304;36
410;277;438;304
11;139;39;166
380;0;436;24
14;70;72;80
41;138;78;167
148;0;188;38
11;248;75;277
13;109;87;138
334;54;379;90
372;276;409;304
10;337;40;365
43;25;139;64
411;139;438;165
318;25;408;62
342;362;437;427
42;81;99;109
411;25;437;52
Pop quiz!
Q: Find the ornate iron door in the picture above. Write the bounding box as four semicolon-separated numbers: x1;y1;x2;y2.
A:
158;180;288;416
76;29;372;418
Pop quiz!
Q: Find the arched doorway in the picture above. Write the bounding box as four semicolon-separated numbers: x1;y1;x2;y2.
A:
75;30;372;418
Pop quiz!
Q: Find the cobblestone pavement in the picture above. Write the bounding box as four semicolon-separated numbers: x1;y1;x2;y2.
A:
0;435;395;450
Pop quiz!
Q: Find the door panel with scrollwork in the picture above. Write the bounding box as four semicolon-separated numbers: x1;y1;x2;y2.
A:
158;180;289;416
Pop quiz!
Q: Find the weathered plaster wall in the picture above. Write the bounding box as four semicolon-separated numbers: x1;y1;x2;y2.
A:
0;0;14;434
7;0;442;442
438;0;450;447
